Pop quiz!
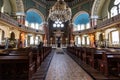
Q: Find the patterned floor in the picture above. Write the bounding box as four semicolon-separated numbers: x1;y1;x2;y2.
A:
45;49;93;80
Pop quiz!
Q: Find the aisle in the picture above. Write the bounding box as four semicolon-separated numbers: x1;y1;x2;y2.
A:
45;49;93;80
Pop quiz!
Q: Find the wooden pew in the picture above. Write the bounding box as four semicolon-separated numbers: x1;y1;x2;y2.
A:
87;48;104;69
32;48;41;72
99;52;120;76
81;47;87;63
0;50;35;80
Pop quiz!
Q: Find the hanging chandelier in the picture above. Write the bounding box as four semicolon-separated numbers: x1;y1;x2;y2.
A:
48;0;72;22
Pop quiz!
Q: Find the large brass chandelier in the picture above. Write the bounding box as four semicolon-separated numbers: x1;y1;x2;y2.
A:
48;0;72;22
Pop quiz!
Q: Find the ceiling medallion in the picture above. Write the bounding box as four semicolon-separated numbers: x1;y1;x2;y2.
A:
48;0;72;22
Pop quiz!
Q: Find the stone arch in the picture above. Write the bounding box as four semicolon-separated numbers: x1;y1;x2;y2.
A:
91;0;111;19
1;0;12;14
1;0;21;16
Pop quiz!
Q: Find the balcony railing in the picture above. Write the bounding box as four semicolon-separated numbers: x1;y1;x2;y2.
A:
0;12;44;34
95;14;120;29
0;12;18;26
73;14;120;34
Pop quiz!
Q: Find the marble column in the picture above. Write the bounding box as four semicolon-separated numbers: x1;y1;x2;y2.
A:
43;23;48;46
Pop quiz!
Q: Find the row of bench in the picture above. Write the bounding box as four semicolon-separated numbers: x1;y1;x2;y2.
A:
0;46;52;80
67;47;120;77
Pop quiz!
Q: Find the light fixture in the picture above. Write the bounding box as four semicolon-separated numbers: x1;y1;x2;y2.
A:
61;24;64;27
48;0;72;22
53;20;64;28
57;24;60;27
53;23;57;27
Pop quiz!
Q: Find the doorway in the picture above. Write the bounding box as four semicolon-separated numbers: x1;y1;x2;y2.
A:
57;37;61;48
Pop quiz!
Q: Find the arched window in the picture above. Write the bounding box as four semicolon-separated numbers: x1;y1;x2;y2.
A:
81;24;85;30
86;23;90;29
119;4;120;13
111;31;119;45
10;32;15;40
111;0;120;17
2;30;5;40
114;0;120;5
86;37;90;45
77;25;81;31
73;13;90;31
111;6;118;17
25;11;43;30
82;37;85;45
75;36;81;46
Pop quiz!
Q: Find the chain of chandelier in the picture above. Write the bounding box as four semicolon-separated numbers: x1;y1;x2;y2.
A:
48;0;72;22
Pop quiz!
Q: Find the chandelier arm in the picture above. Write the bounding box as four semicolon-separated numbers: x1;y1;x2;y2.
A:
48;0;71;22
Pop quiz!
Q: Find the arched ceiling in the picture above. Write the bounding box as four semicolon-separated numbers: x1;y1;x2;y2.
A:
0;0;3;9
91;0;111;19
0;0;94;22
74;13;90;25
9;0;17;13
26;11;43;24
23;0;94;19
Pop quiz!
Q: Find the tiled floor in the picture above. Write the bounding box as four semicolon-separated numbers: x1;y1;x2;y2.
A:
45;49;93;80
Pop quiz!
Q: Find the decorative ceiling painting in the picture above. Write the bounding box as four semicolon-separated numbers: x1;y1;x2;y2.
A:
23;0;94;18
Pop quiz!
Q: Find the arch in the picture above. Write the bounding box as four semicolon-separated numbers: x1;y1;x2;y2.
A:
26;11;43;24
9;0;17;15
1;0;12;14
15;0;25;16
26;9;45;22
72;11;90;31
10;32;15;40
0;25;9;38
109;0;120;17
0;0;3;10
74;35;81;46
99;33;103;41
1;0;24;16
104;28;117;40
1;0;19;15
25;9;45;30
0;29;5;45
109;30;119;46
91;0;106;18
72;11;89;23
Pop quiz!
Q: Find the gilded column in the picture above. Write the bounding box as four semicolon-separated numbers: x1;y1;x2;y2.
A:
43;23;48;46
